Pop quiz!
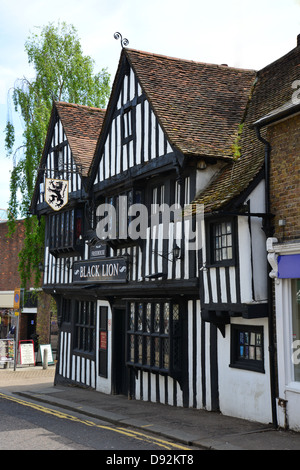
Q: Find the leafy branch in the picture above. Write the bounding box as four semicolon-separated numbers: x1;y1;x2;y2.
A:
5;21;111;288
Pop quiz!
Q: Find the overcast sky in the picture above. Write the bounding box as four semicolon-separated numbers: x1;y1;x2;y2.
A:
0;0;300;213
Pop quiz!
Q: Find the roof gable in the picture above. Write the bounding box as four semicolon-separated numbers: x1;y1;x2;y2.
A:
30;101;105;213
55;102;105;177
88;48;256;187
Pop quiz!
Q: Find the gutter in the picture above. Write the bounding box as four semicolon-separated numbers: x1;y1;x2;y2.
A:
254;124;278;429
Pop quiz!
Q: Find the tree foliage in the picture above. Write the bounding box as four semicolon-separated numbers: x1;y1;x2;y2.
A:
5;21;110;288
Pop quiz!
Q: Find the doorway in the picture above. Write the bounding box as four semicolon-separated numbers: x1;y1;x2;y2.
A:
112;307;128;395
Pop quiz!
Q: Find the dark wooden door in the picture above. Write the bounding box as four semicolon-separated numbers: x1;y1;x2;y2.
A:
112;307;128;396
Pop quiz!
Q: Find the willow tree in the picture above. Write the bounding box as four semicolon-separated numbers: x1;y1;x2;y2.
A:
5;22;110;288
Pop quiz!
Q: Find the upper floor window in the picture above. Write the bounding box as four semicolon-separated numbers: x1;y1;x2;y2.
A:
53;147;64;177
207;218;235;266
122;108;134;144
212;221;233;262
96;189;143;242
49;208;83;256
151;184;165;219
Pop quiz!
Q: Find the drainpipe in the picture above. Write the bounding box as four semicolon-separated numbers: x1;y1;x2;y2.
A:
255;125;278;428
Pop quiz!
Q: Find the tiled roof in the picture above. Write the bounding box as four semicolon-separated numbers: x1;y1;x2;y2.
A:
55;102;106;176
193;42;300;212
125;49;256;160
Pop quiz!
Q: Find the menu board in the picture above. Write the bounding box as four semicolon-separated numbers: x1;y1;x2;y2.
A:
0;339;14;362
19;341;35;365
39;344;54;365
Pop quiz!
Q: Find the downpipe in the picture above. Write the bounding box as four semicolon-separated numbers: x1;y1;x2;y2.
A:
255;125;278;429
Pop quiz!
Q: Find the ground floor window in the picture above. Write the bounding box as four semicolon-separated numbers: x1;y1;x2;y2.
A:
230;324;264;373
127;301;181;375
292;279;300;381
74;300;96;354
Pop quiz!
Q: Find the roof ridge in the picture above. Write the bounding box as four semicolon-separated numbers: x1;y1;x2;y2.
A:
125;47;257;73
258;43;300;74
55;101;106;113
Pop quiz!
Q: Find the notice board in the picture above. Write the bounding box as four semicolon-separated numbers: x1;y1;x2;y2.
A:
39;344;54;365
19;340;35;365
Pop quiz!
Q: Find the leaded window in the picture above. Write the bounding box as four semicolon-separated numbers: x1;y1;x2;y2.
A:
207;218;236;266
212;221;233;262
48;208;83;256
97;189;143;242
127;301;182;375
74;301;96;354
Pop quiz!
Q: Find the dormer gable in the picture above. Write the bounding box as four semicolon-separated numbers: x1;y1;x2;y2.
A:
30;101;105;214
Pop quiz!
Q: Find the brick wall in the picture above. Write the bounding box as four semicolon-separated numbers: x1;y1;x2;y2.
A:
268;113;300;242
0;219;25;290
0;219;54;346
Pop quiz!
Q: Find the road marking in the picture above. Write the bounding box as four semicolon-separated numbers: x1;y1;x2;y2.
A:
0;392;191;450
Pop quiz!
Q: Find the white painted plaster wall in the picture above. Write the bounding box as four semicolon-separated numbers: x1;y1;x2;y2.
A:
245;180;268;301
218;318;272;424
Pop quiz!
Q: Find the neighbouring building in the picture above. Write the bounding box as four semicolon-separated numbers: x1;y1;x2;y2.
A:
0;218;57;358
0;219;26;341
30;38;299;426
256;81;300;428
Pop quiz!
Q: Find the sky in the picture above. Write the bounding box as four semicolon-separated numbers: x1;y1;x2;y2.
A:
0;0;300;214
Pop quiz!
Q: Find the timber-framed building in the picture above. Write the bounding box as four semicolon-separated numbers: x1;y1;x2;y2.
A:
30;41;300;425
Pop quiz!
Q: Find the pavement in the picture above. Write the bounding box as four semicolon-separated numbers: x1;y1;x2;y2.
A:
1;364;300;450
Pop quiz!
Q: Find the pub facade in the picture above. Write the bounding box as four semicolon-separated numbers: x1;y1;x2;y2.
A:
30;43;299;425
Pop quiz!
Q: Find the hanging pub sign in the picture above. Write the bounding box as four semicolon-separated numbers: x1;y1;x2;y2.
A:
45;178;69;211
73;258;127;283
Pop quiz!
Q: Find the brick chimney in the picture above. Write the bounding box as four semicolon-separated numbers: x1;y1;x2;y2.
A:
297;34;300;47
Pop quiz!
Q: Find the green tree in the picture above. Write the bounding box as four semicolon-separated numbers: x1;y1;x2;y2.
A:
5;21;110;288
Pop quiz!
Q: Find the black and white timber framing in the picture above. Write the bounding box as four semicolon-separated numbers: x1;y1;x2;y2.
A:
31;48;273;424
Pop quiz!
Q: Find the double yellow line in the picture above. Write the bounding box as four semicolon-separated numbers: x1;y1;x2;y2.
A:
0;392;190;450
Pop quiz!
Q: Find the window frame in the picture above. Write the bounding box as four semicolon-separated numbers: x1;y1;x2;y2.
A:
48;208;84;256
73;300;96;356
53;146;64;178
206;217;237;267
97;188;143;243
126;300;182;378
291;279;300;382
121;106;134;145
230;324;265;373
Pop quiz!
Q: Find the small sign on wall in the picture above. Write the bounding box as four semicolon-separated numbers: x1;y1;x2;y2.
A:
100;331;107;350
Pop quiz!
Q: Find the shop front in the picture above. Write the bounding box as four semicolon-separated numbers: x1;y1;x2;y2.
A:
268;240;300;430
